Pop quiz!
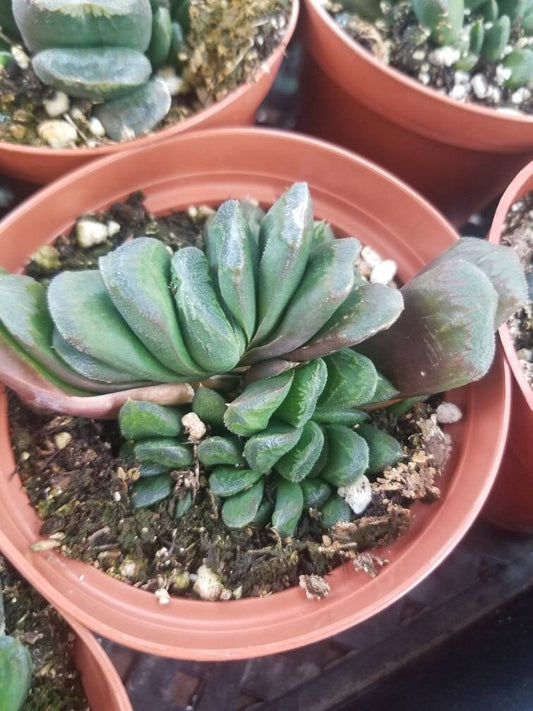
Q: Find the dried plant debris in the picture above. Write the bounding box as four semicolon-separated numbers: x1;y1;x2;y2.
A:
0;554;89;710
502;191;533;388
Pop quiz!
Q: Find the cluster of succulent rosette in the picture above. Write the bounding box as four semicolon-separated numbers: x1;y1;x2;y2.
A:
0;183;527;535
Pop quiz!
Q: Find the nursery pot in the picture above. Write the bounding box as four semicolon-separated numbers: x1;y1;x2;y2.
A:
0;534;132;710
298;0;533;228
0;128;510;660
483;161;533;534
0;0;298;185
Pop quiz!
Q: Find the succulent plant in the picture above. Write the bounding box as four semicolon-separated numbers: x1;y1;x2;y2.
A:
0;591;32;711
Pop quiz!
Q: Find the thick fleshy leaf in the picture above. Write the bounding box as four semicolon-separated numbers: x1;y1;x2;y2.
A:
312;407;369;426
275;420;325;483
253;498;274;528
119;400;183;440
197;436;243;467
99;238;205;376
320;494;352;528
301;478;331;508
362;372;399;406
357;424;404;474
139;464;170;477
175;491;193;518
244;421;303;474
320;425;369;487
0;635;32;710
48;270;179;382
287;282;404;361
271;479;304;538
245;238;359;362
421;237;528;326
212;200;257;342
209;466;262;497
252;183;313;344
357;261;499;398
224;370;294;436
131;473;173;508
192;387;227;428
244;358;298;384
221;479;264;528
133;438;193;468
308;429;328;478
318;350;378;409
170;247;243;372
310;220;335;253
275;359;328;428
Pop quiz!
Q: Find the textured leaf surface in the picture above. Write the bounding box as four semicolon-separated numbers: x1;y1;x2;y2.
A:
131;473;173;508
318;350;378;409
175;491;193;518
209;466;262;497
275;359;327;428
358;424;404;474
133;438;193;467
320;425;369;486
275;420;325;483
119;400;183;440
244;358;297;384
224;370;294;436
0;636;31;711
192;387;227;428
363;372;400;405
320;494;352;528
221;479;264;528
197;436;243;466
244;421;303;474
312;407;369;426
301;478;331;508
271;479;304;538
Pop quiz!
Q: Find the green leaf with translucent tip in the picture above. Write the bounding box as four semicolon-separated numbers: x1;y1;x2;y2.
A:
245;359;298;384
244;421;303;474
469;19;484;54
192;387;227;428
119;400;183;440
357;424;404;475
139;463;170;477
246;238;360;362
0;635;32;711
275;359;327;428
422;238;528;327
32;47;151;101
148;5;172;68
215;200;257;342
287;282;403;361
175;491;193;518
209;466;263;497
48;270;180;382
224;370;294;436
310;220;335;253
320;425;369;487
503;48;533;88
275;420;324;483
357;261;498;398
302;478;331;508
272;479;304;538
222;479;264;528
198;436;243;467
131;473;173;508
362;372;399;406
318;350;378;409
170;247;243;372
312;407;369;425
411;0;464;44
481;15;510;61
100;238;205;377
133;438;193;467
320;494;352;529
252;183;313;345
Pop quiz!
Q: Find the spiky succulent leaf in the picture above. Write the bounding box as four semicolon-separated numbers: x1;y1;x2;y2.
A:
358;424;405;474
133;438;193;467
318;350;378;409
0;635;32;711
243;421;303;474
275;359;328;428
221;479;264;528
275;420;325;483
197;436;243;466
272;479;304;537
119;399;183;440
358;260;499;398
224;370;294;436
209;466;263;497
320;425;369;486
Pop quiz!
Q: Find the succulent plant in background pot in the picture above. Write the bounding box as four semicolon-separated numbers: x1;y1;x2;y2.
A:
299;0;533;227
0;128;520;660
0;0;298;183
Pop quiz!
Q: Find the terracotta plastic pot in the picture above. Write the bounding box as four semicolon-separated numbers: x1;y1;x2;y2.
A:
0;535;132;711
298;0;533;228
0;128;510;660
483;161;533;534
0;0;298;185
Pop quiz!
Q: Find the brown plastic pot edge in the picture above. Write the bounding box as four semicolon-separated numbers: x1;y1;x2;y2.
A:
0;0;299;185
0;128;512;660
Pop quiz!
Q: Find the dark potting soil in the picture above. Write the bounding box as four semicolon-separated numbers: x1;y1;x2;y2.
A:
6;194;451;601
501;191;533;389
0;0;290;148
0;554;89;710
327;1;533;115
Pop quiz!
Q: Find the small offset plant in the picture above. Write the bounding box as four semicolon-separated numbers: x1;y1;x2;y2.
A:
0;182;527;538
0;591;32;711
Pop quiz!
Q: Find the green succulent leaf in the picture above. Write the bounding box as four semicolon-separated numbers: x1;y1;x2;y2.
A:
310;220;335;253
308;430;329;478
148;4;172;68
139;463;170;477
192;387;227;428
287;282;403;361
168;21;186;68
498;0;525;21
312;407;369;426
320;494;352;529
99;238;205;377
275;420;325;483
357;424;404;474
221;479;264;528
357;260;499;398
363;372;400;406
244;358;298;383
253;498;275;528
318;350;378;409
481;15;510;62
175;491;193;518
301;478;332;508
224;370;294;436
119;400;184;440
197;436;243;467
0;635;32;711
503;48;533;88
387;397;424;416
170;247;243;372
133;438;193;467
272;479;304;538
340;0;383;20
479;0;499;20
131;473;174;508
209;466;263;497
275;359;328;428
243;421;303;474
469;19;485;54
410;0;464;44
320;425;369;487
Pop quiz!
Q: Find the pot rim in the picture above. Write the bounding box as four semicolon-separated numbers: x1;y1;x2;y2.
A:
488;159;533;412
0;127;512;660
